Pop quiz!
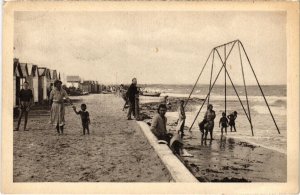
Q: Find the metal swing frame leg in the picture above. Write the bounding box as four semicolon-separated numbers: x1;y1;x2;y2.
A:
239;41;280;134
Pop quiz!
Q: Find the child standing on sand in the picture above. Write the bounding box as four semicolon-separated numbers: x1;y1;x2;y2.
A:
72;104;91;135
227;111;238;132
219;112;228;135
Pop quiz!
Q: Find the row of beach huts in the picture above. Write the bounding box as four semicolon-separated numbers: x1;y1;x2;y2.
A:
13;58;109;110
65;75;108;95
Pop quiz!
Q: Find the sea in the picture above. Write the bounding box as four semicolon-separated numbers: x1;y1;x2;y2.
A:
141;84;287;154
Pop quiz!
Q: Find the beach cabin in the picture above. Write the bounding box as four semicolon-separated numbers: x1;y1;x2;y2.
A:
91;81;97;93
50;69;58;85
95;81;102;93
26;64;39;104
13;58;20;108
38;68;52;104
66;76;81;88
80;80;92;93
58;72;61;81
13;62;29;115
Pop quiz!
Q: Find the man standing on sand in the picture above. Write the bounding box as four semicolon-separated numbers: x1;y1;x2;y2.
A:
15;81;33;131
126;78;138;120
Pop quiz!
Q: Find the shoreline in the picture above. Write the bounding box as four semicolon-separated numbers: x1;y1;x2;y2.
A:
139;96;287;182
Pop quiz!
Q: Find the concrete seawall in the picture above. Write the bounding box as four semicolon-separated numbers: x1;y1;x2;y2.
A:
137;121;198;182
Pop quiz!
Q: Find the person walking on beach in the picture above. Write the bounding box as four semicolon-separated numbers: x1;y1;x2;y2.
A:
72;104;91;135
177;100;186;137
49;80;73;135
150;104;173;144
203;104;216;140
219;112;228;135
15;81;33;131
126;78;138;120
227;111;238;132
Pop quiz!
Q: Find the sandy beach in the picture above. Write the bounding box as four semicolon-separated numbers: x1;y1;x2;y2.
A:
13;94;172;182
139;96;287;182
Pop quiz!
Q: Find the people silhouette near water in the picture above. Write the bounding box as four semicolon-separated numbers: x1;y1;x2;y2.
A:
177;100;186;138
203;104;216;140
219;112;229;135
228;111;238;132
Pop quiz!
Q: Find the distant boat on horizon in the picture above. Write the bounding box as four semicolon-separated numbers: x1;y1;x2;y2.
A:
140;91;161;97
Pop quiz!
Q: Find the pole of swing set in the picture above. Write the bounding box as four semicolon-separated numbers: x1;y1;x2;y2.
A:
188;65;225;132
238;41;254;136
188;42;237;131
215;49;253;135
239;40;280;134
184;49;213;109
208;50;215;106
224;45;227;116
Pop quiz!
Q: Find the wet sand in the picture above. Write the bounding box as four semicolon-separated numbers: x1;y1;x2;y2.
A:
13;94;172;182
139;96;287;182
181;132;286;182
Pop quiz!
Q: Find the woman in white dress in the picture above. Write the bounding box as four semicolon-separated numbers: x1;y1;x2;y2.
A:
49;80;73;135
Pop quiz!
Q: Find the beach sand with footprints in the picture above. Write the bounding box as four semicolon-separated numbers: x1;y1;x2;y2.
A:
13;94;172;182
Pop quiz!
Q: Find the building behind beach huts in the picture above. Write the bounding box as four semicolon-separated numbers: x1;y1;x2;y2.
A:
38;67;52;104
66;75;81;88
26;63;39;104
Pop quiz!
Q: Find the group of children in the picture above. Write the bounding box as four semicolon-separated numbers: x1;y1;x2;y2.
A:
219;111;238;135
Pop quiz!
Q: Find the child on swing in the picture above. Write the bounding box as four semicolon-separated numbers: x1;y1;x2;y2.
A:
72;104;91;135
219;112;228;135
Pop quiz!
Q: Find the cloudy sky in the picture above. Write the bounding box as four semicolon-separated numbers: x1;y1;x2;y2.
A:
14;11;286;85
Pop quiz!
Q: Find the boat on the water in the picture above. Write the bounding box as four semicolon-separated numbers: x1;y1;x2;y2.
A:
140;91;161;97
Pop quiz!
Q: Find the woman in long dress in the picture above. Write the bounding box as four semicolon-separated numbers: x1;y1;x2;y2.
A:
49;80;72;135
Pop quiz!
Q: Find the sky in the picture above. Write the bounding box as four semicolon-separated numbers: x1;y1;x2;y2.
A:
14;11;286;85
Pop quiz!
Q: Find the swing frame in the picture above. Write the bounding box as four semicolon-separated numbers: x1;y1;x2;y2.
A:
185;40;280;136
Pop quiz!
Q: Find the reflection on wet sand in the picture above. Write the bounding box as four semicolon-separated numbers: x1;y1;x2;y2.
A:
180;132;286;182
